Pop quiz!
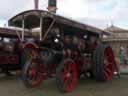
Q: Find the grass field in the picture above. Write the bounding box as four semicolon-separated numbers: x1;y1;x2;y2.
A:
0;74;128;96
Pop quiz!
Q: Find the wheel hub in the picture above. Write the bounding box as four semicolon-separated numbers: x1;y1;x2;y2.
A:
66;73;71;77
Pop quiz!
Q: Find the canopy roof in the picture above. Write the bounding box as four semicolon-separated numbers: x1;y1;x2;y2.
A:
8;10;110;35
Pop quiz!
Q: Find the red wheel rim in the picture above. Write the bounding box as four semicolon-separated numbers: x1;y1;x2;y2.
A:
26;59;44;87
103;47;115;81
61;61;77;92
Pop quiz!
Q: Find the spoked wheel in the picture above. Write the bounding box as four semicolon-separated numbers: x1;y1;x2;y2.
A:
56;59;78;93
23;58;44;87
22;49;45;87
93;44;115;81
103;46;115;80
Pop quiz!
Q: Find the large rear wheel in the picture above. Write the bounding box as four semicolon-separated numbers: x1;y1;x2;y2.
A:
93;44;115;81
56;59;78;93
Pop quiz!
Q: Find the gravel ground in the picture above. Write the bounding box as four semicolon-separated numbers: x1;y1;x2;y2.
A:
0;74;128;96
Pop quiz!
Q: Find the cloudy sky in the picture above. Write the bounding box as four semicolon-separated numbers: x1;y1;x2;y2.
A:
0;0;128;29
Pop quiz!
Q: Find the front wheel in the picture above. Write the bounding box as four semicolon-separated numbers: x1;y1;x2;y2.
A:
22;49;45;88
22;58;43;87
56;59;78;93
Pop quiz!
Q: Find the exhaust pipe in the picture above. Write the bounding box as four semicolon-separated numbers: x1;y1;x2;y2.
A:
34;0;39;9
47;0;57;13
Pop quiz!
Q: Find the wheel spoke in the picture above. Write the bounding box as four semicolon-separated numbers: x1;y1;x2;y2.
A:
104;69;110;80
105;66;112;74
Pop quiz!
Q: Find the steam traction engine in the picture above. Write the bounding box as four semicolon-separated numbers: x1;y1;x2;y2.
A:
8;10;117;92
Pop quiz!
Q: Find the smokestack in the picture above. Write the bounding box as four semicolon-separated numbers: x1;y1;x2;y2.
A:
47;0;57;13
34;0;39;9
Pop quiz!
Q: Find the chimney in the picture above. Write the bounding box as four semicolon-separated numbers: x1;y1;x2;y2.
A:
47;0;57;13
34;0;39;9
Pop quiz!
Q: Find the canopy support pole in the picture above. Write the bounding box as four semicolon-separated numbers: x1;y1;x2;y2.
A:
40;16;43;41
22;17;25;41
42;19;56;42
